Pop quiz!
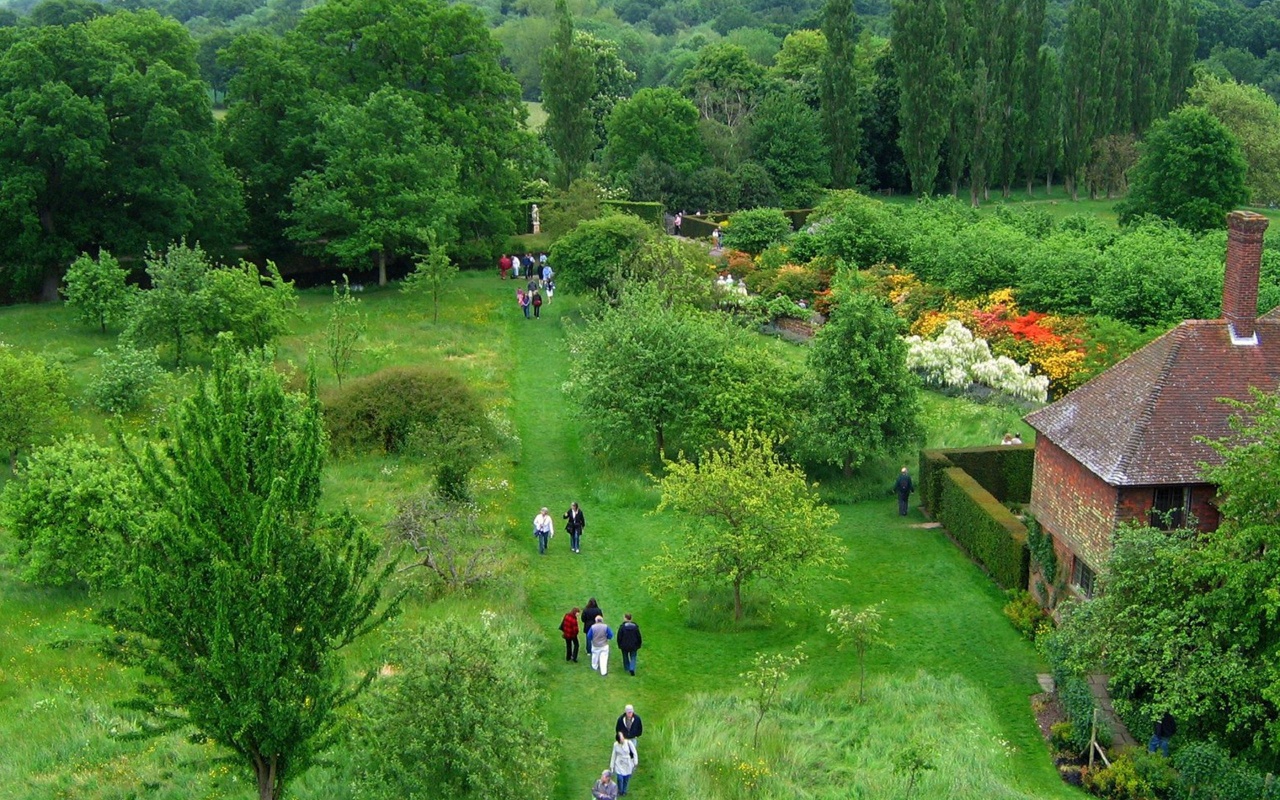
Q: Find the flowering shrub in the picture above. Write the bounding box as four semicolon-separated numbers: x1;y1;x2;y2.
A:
906;320;1049;402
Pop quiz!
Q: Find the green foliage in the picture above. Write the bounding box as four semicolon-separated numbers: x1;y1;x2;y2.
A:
540;178;605;237
541;0;596;187
62;250;134;333
352;618;554;800
917;449;952;516
1091;220;1224;327
741;645;806;749
1;435;141;590
1187;74;1280;207
325;276;365;388
402;237;458;324
749;89;830;208
113;346;397;800
605;87;706;176
828;601;893;703
88;344;163;414
1118;106;1249;232
1083;749;1178;800
1173;740;1280;800
1025;515;1058;585
548;213;655;299
1002;590;1052;641
806;190;906;269
646;428;844;621
323;364;494;497
202;259;297;351
565;286;800;463
721;208;793;255
1039;613;1107;753
123;242;214;367
287;88;462;286
0;343;71;469
893;739;935;800
797;283;923;476
936;468;1030;591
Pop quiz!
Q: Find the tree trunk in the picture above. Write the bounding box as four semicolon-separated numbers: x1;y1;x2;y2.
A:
733;577;743;621
378;250;387;287
655;423;665;462
842;453;853;479
255;754;277;800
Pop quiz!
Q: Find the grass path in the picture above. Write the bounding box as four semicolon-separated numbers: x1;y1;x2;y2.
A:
493;279;1081;799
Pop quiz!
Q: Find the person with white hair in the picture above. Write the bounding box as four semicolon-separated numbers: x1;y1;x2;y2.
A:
533;506;554;555
587;614;614;676
591;770;618;800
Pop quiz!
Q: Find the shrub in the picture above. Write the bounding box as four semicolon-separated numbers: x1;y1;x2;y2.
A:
905;320;1049;403
88;344;164;413
1003;589;1052;640
324;365;494;497
1084;749;1177;800
1040;628;1107;752
936;467;1029;590
1;436;142;590
721;208;793;255
1173;740;1280;800
1049;721;1077;755
548;213;655;299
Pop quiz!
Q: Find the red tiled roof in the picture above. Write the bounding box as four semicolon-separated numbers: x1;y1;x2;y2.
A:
1025;316;1280;485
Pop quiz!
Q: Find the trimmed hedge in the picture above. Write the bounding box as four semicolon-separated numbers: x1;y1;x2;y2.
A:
918;444;1034;512
936;467;1030;590
603;200;664;226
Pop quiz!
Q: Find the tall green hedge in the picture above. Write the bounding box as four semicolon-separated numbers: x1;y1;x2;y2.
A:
603;200;665;226
937;467;1030;590
945;445;1034;504
919;449;954;516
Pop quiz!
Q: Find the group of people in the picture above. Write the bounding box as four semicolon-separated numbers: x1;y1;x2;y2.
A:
590;705;644;798
1000;431;1025;445
532;502;584;554
558;598;643;677
499;251;545;281
513;261;555;319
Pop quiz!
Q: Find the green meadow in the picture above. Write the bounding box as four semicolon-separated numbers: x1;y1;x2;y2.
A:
0;272;1080;799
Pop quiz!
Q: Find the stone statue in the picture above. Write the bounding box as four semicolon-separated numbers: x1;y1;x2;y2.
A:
531;204;541;234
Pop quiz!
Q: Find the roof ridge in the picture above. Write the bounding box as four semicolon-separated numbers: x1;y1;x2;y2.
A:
1110;323;1188;483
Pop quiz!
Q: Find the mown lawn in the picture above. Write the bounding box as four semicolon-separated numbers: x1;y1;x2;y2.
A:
0;272;1080;799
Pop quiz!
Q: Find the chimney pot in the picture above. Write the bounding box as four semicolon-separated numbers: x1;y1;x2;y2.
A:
1224;210;1268;344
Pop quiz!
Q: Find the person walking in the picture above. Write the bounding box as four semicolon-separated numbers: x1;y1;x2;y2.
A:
564;502;585;553
559;607;580;663
610;732;638;796
894;466;914;517
616;704;643;749
532;289;543;318
582;597;603;633
591;770;618;800
587;614;613;676
499;253;511;280
518;289;530;319
533;506;554;554
617;613;642;676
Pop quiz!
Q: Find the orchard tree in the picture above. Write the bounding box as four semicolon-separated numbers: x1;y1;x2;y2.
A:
112;345;398;800
325;276;364;388
353;619;554;800
1119;106;1248;231
797;279;923;477
1;435;140;589
742;646;806;748
402;236;457;324
123;242;213;366
288;89;461;286
828;602;892;703
62;250;134;333
0;344;70;469
203;260;297;350
646;428;844;621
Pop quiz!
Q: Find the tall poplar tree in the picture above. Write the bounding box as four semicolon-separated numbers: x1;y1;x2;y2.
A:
821;0;862;188
1167;0;1198;108
1037;46;1063;194
1061;0;1102;200
1021;0;1048;195
1130;0;1171;134
541;0;596;187
942;0;972;197
892;0;951;196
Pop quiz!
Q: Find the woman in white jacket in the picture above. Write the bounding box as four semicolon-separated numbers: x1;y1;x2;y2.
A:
610;732;638;796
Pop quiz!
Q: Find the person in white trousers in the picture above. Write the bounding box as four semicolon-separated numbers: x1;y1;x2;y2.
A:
587;614;614;676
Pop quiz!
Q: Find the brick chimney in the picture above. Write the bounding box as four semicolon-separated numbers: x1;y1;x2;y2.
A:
1224;210;1269;345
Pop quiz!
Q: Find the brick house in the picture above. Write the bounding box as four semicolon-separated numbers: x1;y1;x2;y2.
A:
1025;211;1280;600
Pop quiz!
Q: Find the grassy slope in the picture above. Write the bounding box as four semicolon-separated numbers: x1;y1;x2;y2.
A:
0;274;1078;799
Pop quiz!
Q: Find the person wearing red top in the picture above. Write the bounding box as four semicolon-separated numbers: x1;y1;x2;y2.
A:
559;607;581;662
499;254;512;279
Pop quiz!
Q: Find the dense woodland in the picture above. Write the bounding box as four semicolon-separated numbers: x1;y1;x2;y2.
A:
0;0;1278;303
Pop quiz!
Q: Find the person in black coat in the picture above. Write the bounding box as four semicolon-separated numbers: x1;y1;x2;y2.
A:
616;704;643;744
894;466;914;516
617;613;642;676
1148;711;1176;757
565;502;586;553
581;597;603;641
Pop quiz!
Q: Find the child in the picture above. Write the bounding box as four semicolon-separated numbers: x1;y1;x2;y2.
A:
545;279;555;303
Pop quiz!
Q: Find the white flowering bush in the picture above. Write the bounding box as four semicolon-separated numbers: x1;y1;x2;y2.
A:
905;320;1048;403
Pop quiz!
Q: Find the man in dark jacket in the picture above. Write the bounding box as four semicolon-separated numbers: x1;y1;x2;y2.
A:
616;704;642;744
617;613;642;676
894;466;914;516
1148;712;1176;757
564;502;585;553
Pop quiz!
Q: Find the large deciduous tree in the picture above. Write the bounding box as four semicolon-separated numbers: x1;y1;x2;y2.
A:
113;346;397;800
821;0;862;188
1188;75;1280;208
646;428;844;621
750;89;831;208
1118;106;1248;232
287;88;461;286
605;88;707;178
797;279;923;476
